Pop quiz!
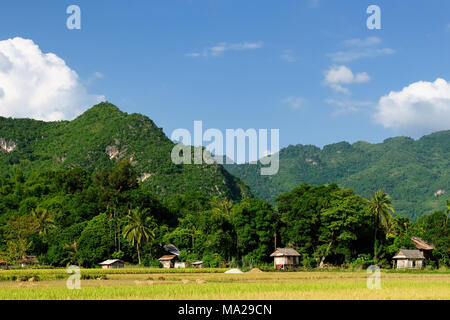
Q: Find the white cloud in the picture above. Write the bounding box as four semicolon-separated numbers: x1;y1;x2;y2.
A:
329;48;395;63
328;84;349;94
343;37;382;47
328;37;395;63
374;78;450;134
281;50;296;62
324;65;370;94
0;37;105;121
325;65;370;84
282;96;305;110
0;52;12;72
186;41;263;58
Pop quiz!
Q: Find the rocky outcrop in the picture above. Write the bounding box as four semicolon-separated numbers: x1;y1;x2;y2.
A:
0;138;17;153
106;145;120;159
305;158;318;166
139;172;152;182
106;139;129;160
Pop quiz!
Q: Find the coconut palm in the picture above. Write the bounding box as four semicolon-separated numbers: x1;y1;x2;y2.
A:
445;200;449;226
210;196;233;218
31;208;56;239
63;241;80;266
123;208;155;265
367;190;395;264
210;196;233;260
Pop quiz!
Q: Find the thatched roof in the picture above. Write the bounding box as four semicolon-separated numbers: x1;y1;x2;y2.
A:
393;249;425;260
270;248;300;257
158;255;178;261
99;259;124;265
411;237;435;250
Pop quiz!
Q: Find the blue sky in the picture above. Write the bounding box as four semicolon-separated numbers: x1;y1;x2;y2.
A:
1;0;450;151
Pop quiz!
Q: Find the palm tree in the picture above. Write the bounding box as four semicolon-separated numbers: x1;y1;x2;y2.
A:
63;241;80;266
210;196;233;260
123;209;155;265
210;196;233;218
367;190;395;264
445;200;449;226
31;208;56;239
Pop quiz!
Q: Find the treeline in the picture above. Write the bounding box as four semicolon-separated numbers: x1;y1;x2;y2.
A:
0;160;448;268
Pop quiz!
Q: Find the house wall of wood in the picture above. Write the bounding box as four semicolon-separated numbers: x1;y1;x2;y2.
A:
101;262;124;269
274;256;299;269
161;261;173;268
395;259;423;269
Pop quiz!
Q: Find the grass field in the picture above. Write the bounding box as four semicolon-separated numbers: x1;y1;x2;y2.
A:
0;269;449;300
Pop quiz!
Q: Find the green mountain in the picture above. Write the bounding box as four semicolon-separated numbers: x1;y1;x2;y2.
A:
228;132;450;220
0;102;251;201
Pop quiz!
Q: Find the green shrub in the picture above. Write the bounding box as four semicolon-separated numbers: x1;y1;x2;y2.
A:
351;254;374;269
202;253;222;268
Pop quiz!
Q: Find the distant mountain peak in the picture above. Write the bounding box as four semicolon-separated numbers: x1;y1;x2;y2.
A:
90;101;122;112
75;102;124;121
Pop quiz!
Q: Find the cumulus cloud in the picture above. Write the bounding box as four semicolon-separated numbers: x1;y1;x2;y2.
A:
328;37;395;63
0;52;12;72
324;65;370;94
0;37;105;121
186;41;263;58
374;78;450;134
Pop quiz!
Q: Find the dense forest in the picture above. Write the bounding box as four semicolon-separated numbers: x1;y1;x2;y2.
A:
0;160;448;268
0;103;448;269
228;131;450;220
0;102;251;201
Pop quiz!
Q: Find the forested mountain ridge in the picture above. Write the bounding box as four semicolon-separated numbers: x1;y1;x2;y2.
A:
228;131;450;220
1;101;448;221
0;103;448;268
0;102;251;201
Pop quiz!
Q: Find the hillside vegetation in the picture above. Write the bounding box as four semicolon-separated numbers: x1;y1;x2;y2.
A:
0;102;251;201
228;132;450;220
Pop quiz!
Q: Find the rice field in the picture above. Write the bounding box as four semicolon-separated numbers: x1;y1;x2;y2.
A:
0;269;449;300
